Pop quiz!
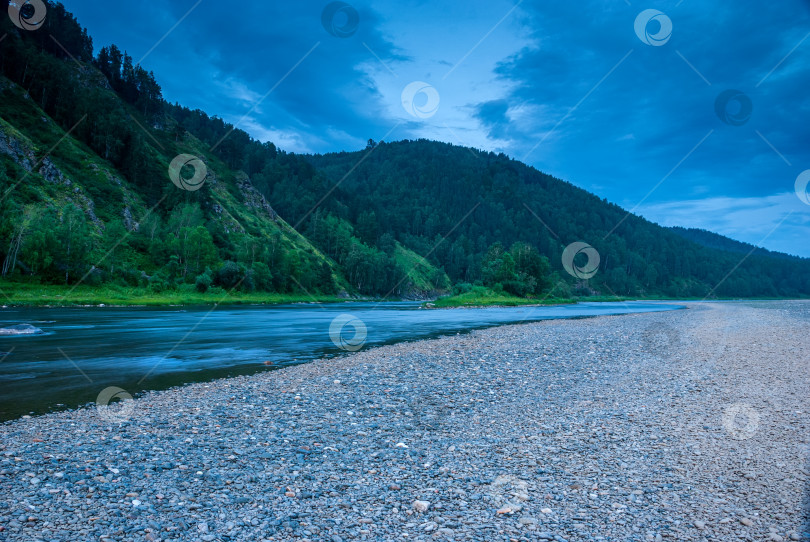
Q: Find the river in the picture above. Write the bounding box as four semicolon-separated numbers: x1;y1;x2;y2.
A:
0;301;683;420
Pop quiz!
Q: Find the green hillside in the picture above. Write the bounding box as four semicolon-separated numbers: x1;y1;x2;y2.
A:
0;2;448;304
305;141;810;299
0;71;347;300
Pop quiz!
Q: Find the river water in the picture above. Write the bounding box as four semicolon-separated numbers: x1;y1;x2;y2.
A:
0;301;683;420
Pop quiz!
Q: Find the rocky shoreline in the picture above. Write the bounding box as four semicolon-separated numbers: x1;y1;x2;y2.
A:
1;301;808;541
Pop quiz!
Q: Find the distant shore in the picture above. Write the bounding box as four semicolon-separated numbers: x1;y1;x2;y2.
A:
1;280;801;308
1;301;807;541
0;280;573;308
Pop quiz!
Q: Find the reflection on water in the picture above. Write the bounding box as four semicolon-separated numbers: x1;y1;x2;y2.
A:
0;301;682;420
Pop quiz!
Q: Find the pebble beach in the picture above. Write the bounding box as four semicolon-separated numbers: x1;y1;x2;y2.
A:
1;301;808;541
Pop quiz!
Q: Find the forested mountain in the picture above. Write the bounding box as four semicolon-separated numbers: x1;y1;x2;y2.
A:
305;142;810;298
0;1;808;301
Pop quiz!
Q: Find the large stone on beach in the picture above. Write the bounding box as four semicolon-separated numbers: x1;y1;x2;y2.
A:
412;500;430;513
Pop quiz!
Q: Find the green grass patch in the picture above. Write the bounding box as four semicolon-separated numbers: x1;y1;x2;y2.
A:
393;242;448;294
428;286;575;308
0;281;351;307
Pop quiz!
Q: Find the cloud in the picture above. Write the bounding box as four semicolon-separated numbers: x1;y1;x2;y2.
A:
474;99;511;139
485;1;810;193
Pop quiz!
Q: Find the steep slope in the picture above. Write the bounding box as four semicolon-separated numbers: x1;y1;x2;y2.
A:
0;71;347;296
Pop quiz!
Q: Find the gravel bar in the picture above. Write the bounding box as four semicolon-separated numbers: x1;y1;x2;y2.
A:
1;301;809;541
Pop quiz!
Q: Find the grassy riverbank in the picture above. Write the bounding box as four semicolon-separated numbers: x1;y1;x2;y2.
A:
0;281;352;307
428;285;627;308
0;281;634;308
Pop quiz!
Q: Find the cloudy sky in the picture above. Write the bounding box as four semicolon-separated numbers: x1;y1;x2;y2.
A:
64;0;810;256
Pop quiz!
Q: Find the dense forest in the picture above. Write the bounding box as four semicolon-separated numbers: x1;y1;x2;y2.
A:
0;1;808;301
306;142;810;298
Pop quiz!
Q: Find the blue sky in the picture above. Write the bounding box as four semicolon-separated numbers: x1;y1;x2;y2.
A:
63;0;810;256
